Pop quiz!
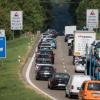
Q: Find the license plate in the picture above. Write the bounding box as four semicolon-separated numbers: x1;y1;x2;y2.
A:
58;84;65;86
44;72;50;75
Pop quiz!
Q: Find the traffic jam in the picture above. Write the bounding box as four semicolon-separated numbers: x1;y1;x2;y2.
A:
33;27;100;100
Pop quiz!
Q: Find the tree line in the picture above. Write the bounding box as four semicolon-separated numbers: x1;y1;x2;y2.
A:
69;0;100;29
0;0;52;39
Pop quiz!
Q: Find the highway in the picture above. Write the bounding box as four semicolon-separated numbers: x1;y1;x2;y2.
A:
23;35;78;100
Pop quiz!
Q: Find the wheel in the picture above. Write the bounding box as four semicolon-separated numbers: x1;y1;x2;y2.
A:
65;92;68;97
36;76;39;80
68;51;71;56
68;93;71;98
48;84;50;89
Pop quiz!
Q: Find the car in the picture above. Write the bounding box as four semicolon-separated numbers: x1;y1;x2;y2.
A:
42;37;56;43
38;42;54;50
35;54;54;64
78;80;100;100
35;59;53;70
42;38;57;49
65;34;73;42
38;46;51;50
75;61;86;73
67;36;74;46
41;33;51;38
47;29;57;38
36;49;54;57
48;72;70;89
40;42;56;49
35;65;56;80
65;75;91;98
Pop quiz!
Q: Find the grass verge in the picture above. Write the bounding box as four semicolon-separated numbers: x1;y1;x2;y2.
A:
0;35;48;100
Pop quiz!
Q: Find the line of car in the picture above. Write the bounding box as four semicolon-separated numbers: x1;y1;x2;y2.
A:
34;29;70;90
32;29;100;100
65;34;100;100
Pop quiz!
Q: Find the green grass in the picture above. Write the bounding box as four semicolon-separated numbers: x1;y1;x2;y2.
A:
0;36;48;100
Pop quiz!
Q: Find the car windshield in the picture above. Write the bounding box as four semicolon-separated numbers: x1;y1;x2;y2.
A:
37;55;50;58
40;66;53;71
38;48;50;51
87;83;100;91
39;51;52;54
41;44;51;46
39;47;51;50
37;59;52;64
55;73;69;79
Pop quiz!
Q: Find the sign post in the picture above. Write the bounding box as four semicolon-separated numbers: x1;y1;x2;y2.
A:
10;11;23;40
0;30;6;58
86;9;99;30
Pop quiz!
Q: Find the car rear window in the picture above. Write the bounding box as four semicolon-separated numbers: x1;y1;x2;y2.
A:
38;55;50;58
55;73;69;79
87;83;100;91
40;66;53;70
41;44;51;46
37;59;52;64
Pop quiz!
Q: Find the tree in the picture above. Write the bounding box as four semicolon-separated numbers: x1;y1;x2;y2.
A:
76;0;100;29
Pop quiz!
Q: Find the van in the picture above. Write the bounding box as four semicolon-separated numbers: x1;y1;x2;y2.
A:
78;80;100;100
65;75;91;98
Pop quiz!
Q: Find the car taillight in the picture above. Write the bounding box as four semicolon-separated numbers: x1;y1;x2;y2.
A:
71;85;74;89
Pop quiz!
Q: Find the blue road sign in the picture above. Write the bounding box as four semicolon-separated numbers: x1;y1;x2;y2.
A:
0;37;6;58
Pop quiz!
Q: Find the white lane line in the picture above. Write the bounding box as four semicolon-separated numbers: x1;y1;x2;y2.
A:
25;47;57;100
64;70;67;73
63;66;65;69
62;58;64;61
62;62;64;65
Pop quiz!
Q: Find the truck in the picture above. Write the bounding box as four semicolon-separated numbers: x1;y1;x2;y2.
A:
64;26;76;42
86;40;100;79
73;30;96;65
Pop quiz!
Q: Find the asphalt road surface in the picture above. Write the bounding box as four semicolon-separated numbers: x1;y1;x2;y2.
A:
23;36;78;100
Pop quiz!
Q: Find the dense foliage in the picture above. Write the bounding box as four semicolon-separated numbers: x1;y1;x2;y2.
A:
0;0;52;39
76;0;100;29
69;0;100;29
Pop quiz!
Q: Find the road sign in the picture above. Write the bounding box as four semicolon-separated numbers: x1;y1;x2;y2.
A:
11;11;23;30
0;37;6;58
86;9;99;29
0;30;6;58
0;30;5;37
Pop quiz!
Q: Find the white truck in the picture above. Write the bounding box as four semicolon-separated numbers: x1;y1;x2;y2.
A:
64;26;76;42
73;30;96;65
64;26;76;36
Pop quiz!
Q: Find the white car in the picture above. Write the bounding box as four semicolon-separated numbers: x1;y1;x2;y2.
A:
67;38;73;46
75;63;86;73
65;75;91;98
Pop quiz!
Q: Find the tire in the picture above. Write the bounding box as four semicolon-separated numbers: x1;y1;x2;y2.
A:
68;93;72;98
49;84;53;89
48;84;50;89
65;92;68;97
36;76;39;80
68;51;71;56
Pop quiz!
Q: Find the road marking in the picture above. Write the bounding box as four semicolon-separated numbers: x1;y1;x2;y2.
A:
62;58;64;61
63;65;65;69
62;62;64;65
25;47;57;100
64;69;67;73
